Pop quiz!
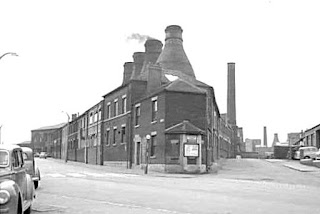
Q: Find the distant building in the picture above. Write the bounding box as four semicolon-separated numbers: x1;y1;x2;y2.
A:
244;138;261;152
31;123;66;154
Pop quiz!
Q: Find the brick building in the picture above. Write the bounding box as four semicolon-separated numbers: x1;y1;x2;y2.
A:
31;25;241;173
31;123;66;154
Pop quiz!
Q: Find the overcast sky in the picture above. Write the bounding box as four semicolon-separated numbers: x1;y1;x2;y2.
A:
1;0;319;146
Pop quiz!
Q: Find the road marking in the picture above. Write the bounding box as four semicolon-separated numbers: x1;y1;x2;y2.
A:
43;173;66;178
67;173;86;178
103;172;139;177
43;172;140;179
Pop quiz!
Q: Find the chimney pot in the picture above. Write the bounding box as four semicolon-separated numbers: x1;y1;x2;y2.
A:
145;39;163;53
131;52;145;79
133;52;145;64
165;25;183;41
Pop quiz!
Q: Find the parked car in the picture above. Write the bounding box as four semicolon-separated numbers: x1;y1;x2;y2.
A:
39;152;48;159
0;144;35;214
297;146;318;159
21;147;41;189
34;152;40;157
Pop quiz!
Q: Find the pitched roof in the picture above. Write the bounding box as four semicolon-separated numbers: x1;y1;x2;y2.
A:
165;120;205;135
165;78;206;94
32;123;66;131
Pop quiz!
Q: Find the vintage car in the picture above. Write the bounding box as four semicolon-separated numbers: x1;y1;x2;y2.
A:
39;152;48;159
0;144;35;214
296;146;318;160
21;147;41;189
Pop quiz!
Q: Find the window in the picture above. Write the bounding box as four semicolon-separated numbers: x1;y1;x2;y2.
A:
94;111;98;122
105;129;110;145
151;97;158;122
98;108;102;121
121;126;126;144
113;127;117;145
122;96;127;114
114;99;118;117
89;112;93;124
150;135;156;157
135;105;141;126
107;103;111;119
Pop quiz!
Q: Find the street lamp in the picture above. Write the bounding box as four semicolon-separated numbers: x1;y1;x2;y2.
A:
145;134;151;174
0;52;18;61
62;111;70;163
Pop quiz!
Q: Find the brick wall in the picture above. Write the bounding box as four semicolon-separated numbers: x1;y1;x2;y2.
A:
165;91;206;130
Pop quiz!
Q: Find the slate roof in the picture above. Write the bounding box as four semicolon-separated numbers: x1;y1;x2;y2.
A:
165;78;207;94
32;123;67;131
165;120;205;135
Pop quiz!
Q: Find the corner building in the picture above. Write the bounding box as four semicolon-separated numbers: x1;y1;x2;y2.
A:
101;25;238;173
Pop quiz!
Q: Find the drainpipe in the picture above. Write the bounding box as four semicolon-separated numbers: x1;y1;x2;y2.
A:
100;101;105;166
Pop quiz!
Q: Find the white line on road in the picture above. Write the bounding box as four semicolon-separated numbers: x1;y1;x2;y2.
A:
66;172;87;177
43;173;66;178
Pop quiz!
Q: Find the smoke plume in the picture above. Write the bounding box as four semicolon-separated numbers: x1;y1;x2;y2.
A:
126;33;154;43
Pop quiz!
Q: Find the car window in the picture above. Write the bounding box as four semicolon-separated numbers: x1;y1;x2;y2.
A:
0;150;9;167
18;150;24;166
12;150;20;167
23;152;28;160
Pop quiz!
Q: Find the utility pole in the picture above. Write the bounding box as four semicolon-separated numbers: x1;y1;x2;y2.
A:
145;134;151;174
62;111;70;163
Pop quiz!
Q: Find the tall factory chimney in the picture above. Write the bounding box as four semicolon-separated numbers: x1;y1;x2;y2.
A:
227;62;236;126
156;25;196;78
263;126;268;147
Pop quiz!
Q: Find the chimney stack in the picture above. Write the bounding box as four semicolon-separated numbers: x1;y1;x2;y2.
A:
131;52;145;79
227;62;236;126
144;39;163;63
147;64;162;93
263;126;268;147
156;25;195;78
122;62;134;85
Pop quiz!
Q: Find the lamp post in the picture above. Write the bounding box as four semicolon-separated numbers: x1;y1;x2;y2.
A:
0;52;18;61
145;134;151;174
62;111;70;163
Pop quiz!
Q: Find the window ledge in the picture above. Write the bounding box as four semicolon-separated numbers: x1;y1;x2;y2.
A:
135;125;140;128
150;156;156;159
151;121;157;124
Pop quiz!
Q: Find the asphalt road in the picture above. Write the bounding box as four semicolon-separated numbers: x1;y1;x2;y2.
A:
32;158;320;214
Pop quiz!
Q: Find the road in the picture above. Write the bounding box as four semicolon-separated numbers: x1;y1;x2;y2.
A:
32;158;320;214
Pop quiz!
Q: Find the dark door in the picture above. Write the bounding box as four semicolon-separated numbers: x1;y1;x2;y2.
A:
136;142;140;165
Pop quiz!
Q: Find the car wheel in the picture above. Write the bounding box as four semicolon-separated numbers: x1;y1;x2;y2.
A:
34;181;39;189
304;156;310;159
24;205;31;214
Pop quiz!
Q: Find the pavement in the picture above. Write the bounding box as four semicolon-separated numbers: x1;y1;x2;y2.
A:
46;158;197;178
265;158;320;172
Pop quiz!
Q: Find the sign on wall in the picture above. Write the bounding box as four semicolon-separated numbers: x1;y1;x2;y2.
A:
184;144;199;157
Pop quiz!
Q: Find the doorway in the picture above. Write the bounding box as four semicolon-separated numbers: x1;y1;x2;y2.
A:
136;142;141;165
